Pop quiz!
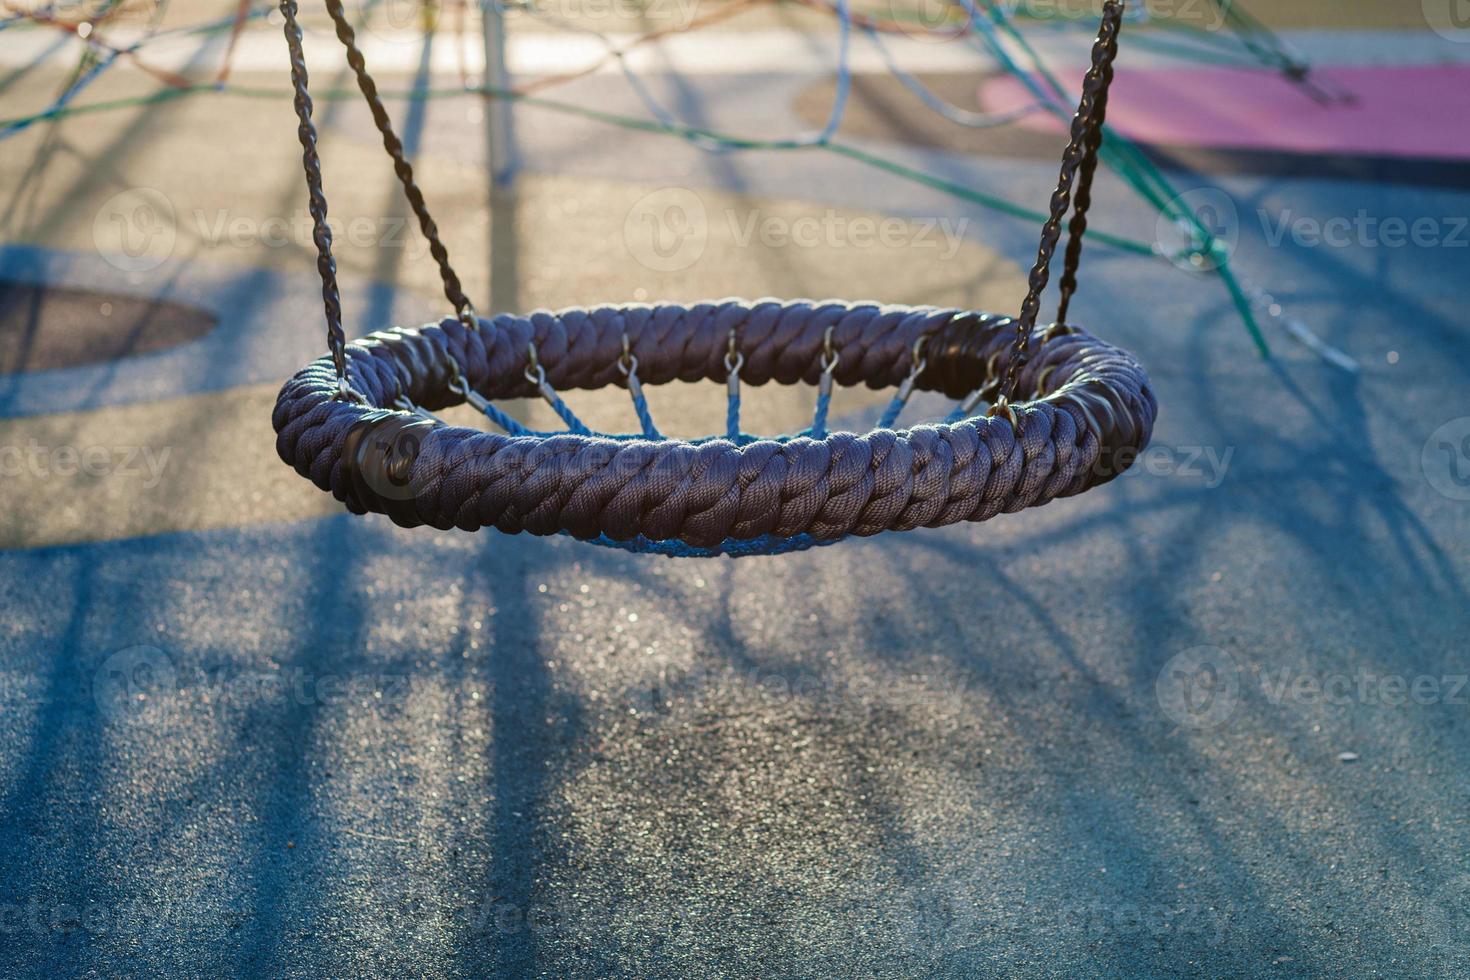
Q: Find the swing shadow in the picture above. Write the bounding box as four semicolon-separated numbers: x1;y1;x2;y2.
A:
413;276;1469;973
3;11;1466;975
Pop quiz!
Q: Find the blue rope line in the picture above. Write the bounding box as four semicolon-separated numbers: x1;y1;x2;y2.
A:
877;392;907;430
545;391;591;436
810;386;833;438
580;530;842;558
944;398;981;424
629;384;661;440
569;0;853;151
725;389;741;440
863;24;1043;129
1;46;120;140
476;399;534;436
0;33;69;99
813;0;853;145
956;0;1072;111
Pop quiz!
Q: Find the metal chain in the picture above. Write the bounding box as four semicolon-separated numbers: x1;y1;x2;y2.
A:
996;0;1124;409
1053;2;1119;325
279;0;353;394
320;0;477;322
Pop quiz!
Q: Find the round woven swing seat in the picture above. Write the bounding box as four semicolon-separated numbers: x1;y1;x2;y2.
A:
273;299;1156;556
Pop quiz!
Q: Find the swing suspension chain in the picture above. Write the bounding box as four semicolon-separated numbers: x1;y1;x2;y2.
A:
320;0;476;322
279;0;353;393
278;0;477;400
996;0;1124;410
1054;1;1118;326
283;0;1121;419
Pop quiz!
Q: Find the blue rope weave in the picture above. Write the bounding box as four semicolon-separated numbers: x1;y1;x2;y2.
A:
625;372;662;439
810;386;833;438
543;390;591;435
877;392;908;430
725;387;741;440
584;531;842;558
475;399;534;436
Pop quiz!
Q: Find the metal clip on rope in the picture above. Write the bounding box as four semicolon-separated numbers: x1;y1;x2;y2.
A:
878;335;928;429
618;333;662;439
724;328;744;440
811;325;841;437
525;343;591;435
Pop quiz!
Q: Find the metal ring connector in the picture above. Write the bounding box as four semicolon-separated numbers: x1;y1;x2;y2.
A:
524;342;545;386
335;376;364;403
986;395;1021;431
618;334;637;376
457;302;479;331
724;328;744;375
724;328;744;377
820;325;840;373
894;336;929;404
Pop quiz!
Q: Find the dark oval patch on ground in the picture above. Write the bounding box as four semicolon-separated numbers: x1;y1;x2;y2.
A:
0;279;218;374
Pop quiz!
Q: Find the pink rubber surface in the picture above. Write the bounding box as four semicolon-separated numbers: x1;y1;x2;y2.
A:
979;65;1470;160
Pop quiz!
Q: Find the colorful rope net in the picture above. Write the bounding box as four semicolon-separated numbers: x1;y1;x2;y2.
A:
1;0;1357;368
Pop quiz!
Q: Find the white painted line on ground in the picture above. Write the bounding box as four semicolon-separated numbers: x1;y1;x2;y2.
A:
3;25;1469;75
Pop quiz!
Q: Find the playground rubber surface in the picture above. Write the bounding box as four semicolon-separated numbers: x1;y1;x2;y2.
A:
2;2;1468;976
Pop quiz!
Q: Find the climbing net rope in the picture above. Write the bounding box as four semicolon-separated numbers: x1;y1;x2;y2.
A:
270;0;1156;556
0;0;1359;366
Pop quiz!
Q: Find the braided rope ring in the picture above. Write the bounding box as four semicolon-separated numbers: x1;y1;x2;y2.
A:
273;299;1156;556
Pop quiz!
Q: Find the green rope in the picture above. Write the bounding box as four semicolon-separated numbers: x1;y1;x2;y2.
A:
1;66;1269;354
972;0;1268;354
0;79;1160;259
